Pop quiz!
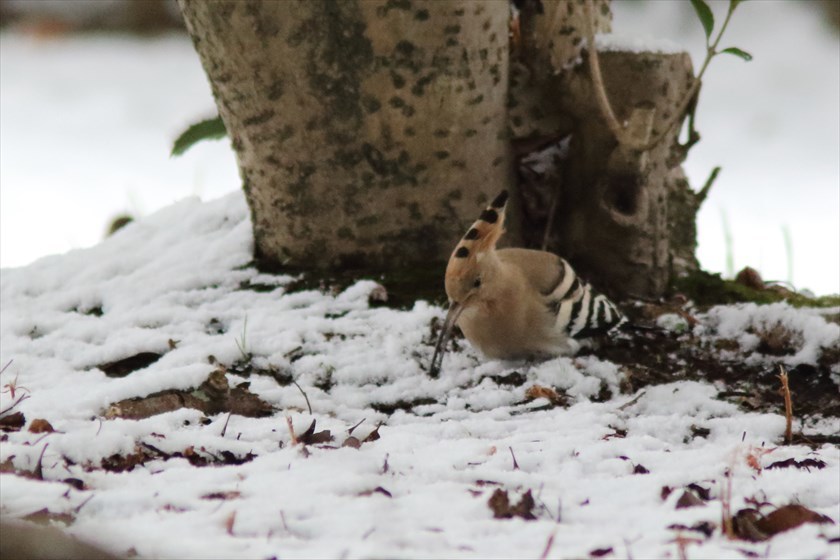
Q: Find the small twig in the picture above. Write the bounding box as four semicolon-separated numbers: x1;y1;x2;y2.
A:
671;531;702;560
0;359;13;376
536;494;561;523
777;365;793;444
696;166;721;205
34;443;49;480
292;379;312;415
623;537;636;560
542;182;562;251
73;494;94;514
30;433;54;446
348;417;366;436
285;416;298;446
509;446;520;470
539;530;556;560
583;0;628;145
618;390;646;410
675;531;688;560
721;466;735;539
681;91;702;151
225;511;236;535
220;412;232;437
0;393;30;416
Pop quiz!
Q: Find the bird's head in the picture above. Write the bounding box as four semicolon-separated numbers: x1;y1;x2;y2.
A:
430;190;508;376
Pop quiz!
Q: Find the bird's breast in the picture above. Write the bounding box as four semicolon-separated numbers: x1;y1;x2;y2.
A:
457;294;569;359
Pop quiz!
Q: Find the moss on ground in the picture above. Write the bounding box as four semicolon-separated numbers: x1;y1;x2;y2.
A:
672;269;840;309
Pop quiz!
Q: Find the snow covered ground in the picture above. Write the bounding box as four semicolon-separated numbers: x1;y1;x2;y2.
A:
1;192;838;559
0;1;838;294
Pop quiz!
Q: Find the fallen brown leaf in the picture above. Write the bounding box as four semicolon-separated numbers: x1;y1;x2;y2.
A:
62;478;86;491
525;385;566;406
363;424;381;443
297;419;333;445
105;369;273;420
201;491;241;500
675;490;705;509
98;352;163;377
358;487;392;498
732;509;767;541
755;504;834;536
341;436;362;449
766;458;826;471
732;504;834;541
0;411;25;432
602;427;627;441
99;443;255;472
744;445;776;473
686;483;712;501
28;419;55;433
667;521;716;538
735;267;764;290
0;458;39;480
487;488;536;520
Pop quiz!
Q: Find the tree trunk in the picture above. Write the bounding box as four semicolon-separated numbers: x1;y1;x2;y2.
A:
512;1;699;299
178;0;511;273
551;49;697;299
179;0;701;300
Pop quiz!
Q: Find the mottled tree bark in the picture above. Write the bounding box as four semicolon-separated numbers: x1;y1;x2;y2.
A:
178;0;510;272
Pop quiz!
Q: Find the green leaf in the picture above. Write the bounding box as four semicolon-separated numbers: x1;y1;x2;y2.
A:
720;46;753;61
689;0;715;41
171;116;227;157
729;0;745;12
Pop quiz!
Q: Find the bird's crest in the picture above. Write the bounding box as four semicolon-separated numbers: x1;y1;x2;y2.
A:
445;190;508;281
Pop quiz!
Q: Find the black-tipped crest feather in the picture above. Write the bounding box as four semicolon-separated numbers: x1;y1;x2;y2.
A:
491;190;509;208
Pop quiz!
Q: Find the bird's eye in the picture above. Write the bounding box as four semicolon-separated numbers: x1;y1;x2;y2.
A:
473;278;482;288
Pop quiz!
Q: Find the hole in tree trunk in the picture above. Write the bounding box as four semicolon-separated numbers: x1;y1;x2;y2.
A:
606;173;642;216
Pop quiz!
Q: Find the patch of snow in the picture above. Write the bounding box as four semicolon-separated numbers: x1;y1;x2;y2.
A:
595;32;685;55
656;313;690;334
702;302;840;366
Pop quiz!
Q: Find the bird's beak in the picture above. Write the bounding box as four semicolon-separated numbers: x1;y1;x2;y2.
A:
429;299;467;377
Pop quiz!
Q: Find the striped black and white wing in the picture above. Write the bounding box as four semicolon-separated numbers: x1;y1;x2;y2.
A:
544;259;626;339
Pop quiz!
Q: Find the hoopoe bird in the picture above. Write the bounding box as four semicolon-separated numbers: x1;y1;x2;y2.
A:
430;190;626;376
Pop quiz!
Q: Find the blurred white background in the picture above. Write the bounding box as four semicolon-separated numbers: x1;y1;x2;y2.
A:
1;0;838;294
